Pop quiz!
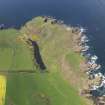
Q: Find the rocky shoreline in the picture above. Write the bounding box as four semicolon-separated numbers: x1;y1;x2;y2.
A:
71;26;105;105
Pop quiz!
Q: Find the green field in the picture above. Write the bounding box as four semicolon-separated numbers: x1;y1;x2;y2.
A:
5;72;86;105
0;29;34;71
0;17;90;105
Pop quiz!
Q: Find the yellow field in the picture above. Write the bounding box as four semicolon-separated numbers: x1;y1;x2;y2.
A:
0;76;6;105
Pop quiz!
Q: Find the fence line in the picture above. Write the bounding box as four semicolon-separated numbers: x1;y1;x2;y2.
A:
0;70;36;74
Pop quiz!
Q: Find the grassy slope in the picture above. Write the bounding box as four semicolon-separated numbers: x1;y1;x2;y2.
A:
0;17;90;105
66;51;84;70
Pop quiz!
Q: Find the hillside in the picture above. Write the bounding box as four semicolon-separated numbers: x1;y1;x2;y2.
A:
0;17;92;105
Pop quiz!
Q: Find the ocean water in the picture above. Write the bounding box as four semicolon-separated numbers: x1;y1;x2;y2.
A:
0;0;105;95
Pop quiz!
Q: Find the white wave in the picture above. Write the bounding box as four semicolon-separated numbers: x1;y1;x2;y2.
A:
92;75;105;90
95;64;101;70
94;72;103;78
81;35;89;43
79;27;104;95
90;55;98;61
85;53;91;59
80;27;86;33
81;45;90;52
91;84;101;90
87;60;96;66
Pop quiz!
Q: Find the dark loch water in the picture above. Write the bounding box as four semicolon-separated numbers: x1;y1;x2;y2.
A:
0;0;105;71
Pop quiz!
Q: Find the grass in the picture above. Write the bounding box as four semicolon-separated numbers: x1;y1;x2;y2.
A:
66;51;84;70
0;48;13;70
0;29;34;71
0;17;90;105
5;72;86;105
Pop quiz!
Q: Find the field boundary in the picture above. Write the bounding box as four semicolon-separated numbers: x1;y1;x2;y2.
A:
0;70;36;73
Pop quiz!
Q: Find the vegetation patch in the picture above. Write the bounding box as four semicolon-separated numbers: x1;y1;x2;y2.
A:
0;29;34;71
66;51;84;70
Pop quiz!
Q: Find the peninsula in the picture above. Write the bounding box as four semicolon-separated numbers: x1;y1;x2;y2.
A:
0;16;94;105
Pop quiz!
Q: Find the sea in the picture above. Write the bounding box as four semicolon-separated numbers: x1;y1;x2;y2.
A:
0;0;105;96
